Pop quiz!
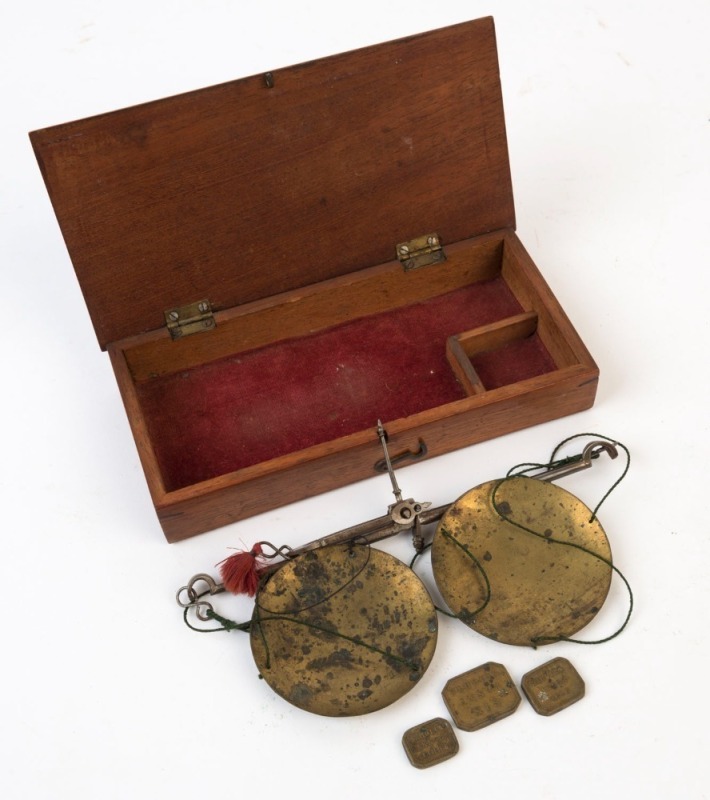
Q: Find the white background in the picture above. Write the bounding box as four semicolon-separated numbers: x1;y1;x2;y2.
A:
2;1;709;798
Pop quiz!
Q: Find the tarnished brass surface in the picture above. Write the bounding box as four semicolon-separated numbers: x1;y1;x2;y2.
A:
250;543;438;716
163;298;214;339
521;657;585;716
396;233;445;271
402;718;459;768
442;662;521;732
431;477;612;646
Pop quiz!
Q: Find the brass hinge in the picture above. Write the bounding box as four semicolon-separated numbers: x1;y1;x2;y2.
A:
164;299;215;340
396;233;446;271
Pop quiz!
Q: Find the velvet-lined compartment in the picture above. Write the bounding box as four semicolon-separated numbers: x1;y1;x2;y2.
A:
134;277;557;492
470;335;556;389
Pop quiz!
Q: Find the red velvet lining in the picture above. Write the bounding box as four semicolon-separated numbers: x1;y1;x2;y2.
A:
136;278;556;491
471;335;557;390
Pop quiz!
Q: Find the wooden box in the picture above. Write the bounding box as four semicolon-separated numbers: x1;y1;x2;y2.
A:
30;17;598;542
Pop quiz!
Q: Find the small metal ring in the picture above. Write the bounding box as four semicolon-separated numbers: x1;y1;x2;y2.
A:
193;600;216;622
176;585;197;608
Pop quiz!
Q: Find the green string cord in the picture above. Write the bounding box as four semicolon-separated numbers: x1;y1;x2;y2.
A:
491;434;634;646
409;433;633;646
251;600;272;669
437;527;492;622
409;534;491;622
249;612;421;673
183;550;422;673
184;543;372;634
181;588;252;633
505;433;631;523
252;545;420;672
548;433;631;522
183;435;632;649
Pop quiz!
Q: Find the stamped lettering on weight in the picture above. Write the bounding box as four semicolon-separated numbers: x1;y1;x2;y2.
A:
402;717;459;768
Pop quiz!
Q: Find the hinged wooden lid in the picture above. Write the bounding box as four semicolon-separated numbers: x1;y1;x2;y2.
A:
30;16;514;349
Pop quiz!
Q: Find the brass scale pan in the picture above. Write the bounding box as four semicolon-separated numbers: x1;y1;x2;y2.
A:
181;432;618;717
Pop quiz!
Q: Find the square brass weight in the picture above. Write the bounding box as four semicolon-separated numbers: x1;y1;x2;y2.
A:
521;657;585;716
442;662;521;732
402;718;459;768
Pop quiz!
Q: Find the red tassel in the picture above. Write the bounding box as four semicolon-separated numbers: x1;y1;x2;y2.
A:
218;543;265;596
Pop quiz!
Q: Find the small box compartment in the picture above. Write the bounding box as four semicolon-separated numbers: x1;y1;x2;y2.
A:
447;312;555;394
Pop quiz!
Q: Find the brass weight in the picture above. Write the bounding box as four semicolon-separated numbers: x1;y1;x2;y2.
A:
250;543;438;716
431;476;612;646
